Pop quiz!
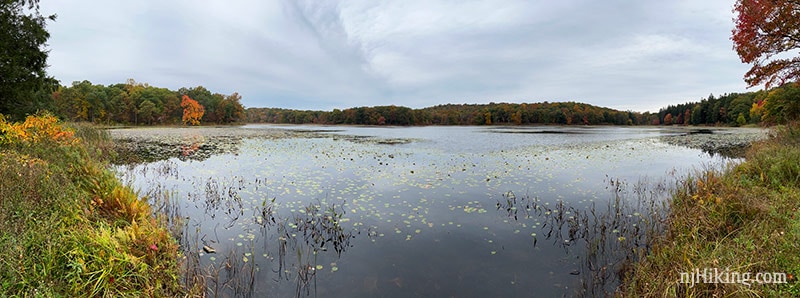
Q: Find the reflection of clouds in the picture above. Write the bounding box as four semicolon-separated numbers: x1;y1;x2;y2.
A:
118;126;731;296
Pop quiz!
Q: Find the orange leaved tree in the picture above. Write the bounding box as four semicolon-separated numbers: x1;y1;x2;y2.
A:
180;95;205;126
732;0;800;88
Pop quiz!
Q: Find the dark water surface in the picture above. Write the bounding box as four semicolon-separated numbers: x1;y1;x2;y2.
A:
116;125;732;297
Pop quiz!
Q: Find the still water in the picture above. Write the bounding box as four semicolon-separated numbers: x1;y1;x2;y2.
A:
116;125;731;297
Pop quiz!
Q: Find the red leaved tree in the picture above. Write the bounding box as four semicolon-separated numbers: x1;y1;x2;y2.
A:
732;0;800;88
664;113;673;125
180;95;205;126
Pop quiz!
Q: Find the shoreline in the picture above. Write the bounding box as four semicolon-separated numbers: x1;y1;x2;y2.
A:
657;126;771;157
622;124;800;296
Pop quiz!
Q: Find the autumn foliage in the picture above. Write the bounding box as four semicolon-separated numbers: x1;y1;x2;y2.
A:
732;0;800;88
0;114;186;296
0;113;78;147
180;95;205;126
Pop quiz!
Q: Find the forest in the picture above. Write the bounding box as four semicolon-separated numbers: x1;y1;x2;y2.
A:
11;79;800;127
246;102;646;125
246;82;800;126
658;83;800;126
42;79;245;125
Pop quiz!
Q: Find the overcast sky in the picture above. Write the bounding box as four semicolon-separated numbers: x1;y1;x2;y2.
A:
41;0;753;112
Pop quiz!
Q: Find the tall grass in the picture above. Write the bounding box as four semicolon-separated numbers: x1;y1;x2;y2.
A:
0;114;194;296
67;122;118;162
622;123;800;296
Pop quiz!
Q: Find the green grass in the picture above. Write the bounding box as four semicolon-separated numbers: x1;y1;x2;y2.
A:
0;115;199;297
622;123;800;297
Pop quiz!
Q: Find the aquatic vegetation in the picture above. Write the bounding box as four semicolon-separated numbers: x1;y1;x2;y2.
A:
493;176;673;296
115;125;739;297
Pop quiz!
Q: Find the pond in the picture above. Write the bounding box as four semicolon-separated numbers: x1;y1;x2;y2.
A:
114;125;746;297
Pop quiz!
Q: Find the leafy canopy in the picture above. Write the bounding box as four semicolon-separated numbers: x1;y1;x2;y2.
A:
180;95;205;126
732;0;800;88
0;0;57;119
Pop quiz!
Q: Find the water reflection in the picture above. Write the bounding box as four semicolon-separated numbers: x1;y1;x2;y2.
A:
495;177;673;296
114;135;244;164
113;126;736;297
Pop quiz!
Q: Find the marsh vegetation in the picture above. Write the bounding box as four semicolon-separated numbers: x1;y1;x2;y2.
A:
0;115;189;296
109;125;763;297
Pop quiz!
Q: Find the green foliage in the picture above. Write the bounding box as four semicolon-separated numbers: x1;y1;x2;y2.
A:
762;83;800;124
736;112;747;126
51;79;244;125
0;0;57;120
660;84;800;126
730;94;755;123
137;100;158;125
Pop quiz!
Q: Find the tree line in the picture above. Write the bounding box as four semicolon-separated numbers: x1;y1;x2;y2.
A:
246;102;664;126
658;83;800;126
4;0;800;129
47;79;245;125
18;76;798;128
248;82;800;127
16;78;800;127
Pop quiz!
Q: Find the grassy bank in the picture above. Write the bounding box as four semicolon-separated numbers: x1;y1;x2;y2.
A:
623;124;800;296
0;114;195;297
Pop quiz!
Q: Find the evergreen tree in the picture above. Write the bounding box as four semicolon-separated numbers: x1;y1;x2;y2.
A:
0;0;56;119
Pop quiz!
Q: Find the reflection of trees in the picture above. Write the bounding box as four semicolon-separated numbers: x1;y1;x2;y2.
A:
113;136;243;164
658;131;758;159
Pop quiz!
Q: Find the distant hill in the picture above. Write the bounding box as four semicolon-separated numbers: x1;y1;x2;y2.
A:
247;82;800;126
246;102;646;126
31;79;800;127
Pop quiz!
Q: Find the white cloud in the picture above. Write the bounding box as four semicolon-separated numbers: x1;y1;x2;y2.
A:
39;0;752;111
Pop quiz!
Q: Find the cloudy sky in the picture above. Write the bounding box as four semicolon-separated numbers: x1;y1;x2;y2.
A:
41;0;753;112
